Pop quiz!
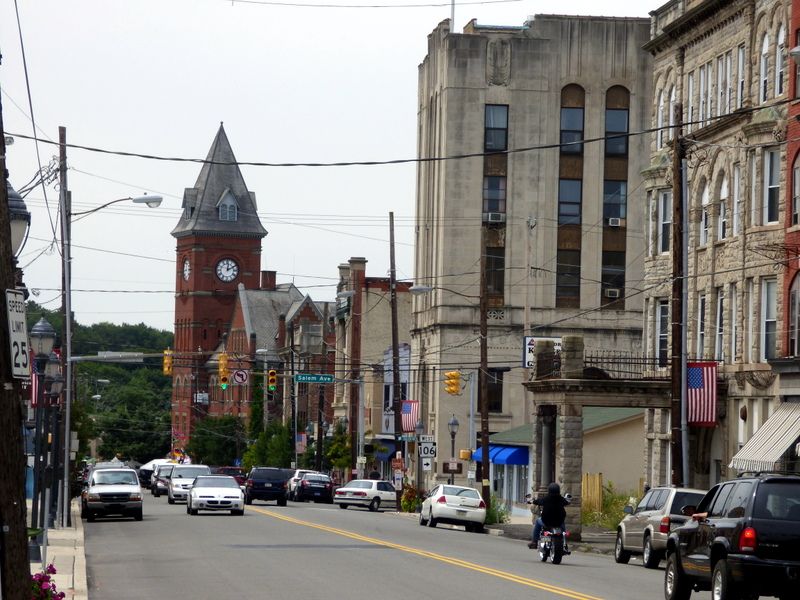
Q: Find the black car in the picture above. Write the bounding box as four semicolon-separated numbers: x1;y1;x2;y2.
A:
294;473;334;503
244;467;292;506
664;472;800;600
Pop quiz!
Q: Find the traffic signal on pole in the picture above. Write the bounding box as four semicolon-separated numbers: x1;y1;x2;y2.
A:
162;349;173;376
219;352;229;390
267;369;277;392
444;370;461;395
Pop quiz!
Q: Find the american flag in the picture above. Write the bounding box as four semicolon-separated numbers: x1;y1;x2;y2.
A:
401;400;419;433
687;362;717;427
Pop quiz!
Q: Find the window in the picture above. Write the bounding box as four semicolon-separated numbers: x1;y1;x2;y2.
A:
697;294;706;358
733;163;741;235
486;247;505;295
601;251;625;300
705;60;714;121
747;279;755;363
724;51;733;114
789;275;800;356
760;34;770;103
560;107;584;154
218;193;238;221
657;91;665;148
796;31;800;98
558;179;582;225
708;483;735;518
687;72;695;131
700;184;710;246
718;176;729;240
715;288;725;362
699;65;707;123
603;180;627;221
483;176;506;213
488;369;504;413
656;299;669;367
556;249;581;304
729;283;737;361
658;190;672;253
762;278;777;361
763;148;780;224
668;86;676;141
717;55;725;117
605;109;628;156
776;25;786;97
793;155;800;226
485;105;508;152
737;44;746;108
750;152;758;227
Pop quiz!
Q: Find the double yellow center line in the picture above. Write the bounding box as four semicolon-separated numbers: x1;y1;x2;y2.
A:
252;507;603;600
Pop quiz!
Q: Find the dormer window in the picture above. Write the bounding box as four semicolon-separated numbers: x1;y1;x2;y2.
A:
218;190;238;222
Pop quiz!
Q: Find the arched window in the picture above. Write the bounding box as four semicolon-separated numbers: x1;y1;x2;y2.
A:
218;191;238;222
793;152;800;226
560;84;585;155
605;86;630;156
718;175;729;241
657;90;665;148
700;183;710;246
760;34;770;103
776;25;786;96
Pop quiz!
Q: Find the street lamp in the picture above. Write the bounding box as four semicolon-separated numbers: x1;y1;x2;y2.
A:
61;194;162;526
7;178;31;259
447;414;459;485
29;317;56;530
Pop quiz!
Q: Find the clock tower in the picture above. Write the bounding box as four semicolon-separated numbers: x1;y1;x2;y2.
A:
170;124;267;444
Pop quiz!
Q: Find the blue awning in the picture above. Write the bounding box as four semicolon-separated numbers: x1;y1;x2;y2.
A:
374;440;396;461
471;444;529;466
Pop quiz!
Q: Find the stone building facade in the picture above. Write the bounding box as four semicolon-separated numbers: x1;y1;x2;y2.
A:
642;0;790;487
412;15;652;491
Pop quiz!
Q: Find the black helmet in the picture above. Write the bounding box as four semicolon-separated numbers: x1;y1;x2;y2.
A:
547;482;561;496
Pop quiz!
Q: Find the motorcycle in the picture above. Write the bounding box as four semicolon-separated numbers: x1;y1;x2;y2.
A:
538;526;567;564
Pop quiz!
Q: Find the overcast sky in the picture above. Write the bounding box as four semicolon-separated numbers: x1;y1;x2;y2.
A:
2;0;650;333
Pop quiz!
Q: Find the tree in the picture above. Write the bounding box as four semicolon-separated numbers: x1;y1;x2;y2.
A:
96;386;169;463
242;422;293;470
186;416;243;465
325;424;351;473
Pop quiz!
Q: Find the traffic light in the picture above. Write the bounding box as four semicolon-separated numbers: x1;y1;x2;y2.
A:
218;352;229;390
444;370;461;395
267;369;277;392
162;349;173;376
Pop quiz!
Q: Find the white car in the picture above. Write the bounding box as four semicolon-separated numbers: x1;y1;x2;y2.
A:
167;464;211;504
186;476;244;516
333;479;397;511
419;484;486;532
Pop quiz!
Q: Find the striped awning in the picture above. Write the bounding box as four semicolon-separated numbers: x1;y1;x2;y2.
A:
730;402;800;472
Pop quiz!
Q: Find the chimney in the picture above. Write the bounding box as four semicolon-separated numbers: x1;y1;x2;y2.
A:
261;270;276;291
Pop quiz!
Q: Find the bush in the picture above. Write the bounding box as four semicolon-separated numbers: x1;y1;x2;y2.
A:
485;493;510;525
580;481;633;531
400;484;422;512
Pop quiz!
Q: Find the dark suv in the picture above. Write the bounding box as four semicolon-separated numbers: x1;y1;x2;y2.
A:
244;467;292;506
664;472;800;600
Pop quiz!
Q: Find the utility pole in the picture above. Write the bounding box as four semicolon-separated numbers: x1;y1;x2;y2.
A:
389;212;403;511
670;102;686;487
289;323;297;468
479;226;490;508
1;54;32;596
58;126;70;526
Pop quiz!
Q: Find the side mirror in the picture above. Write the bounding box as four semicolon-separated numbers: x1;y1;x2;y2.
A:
623;505;634;515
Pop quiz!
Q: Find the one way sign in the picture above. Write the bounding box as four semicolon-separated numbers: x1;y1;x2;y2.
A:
421;457;432;471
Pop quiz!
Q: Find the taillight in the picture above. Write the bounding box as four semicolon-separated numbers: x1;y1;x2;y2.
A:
325;483;331;489
660;516;671;534
437;496;447;504
739;527;757;553
302;480;308;487
478;500;486;509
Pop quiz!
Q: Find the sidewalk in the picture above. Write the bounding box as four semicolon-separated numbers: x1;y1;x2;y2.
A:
28;499;88;600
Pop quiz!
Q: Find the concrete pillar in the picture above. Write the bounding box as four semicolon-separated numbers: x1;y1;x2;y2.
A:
561;335;584;379
558;403;583;541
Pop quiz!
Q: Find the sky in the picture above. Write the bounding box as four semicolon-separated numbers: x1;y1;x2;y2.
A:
1;0;651;333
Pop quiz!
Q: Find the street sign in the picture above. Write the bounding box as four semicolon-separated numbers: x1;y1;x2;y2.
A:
421;458;432;471
357;456;367;464
5;289;29;379
391;458;404;471
418;442;437;458
294;373;334;384
419;435;434;443
232;369;249;385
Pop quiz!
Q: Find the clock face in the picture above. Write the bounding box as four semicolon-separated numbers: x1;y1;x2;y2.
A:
216;258;239;282
182;258;191;281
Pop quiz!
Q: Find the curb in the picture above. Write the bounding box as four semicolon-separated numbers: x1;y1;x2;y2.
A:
72;500;88;600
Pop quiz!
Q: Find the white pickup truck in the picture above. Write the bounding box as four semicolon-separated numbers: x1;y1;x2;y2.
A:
81;468;143;522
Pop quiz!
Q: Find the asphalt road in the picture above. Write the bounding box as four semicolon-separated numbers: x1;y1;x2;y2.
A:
85;495;665;600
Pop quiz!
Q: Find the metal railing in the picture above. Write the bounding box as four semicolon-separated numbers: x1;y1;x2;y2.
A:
531;350;670;381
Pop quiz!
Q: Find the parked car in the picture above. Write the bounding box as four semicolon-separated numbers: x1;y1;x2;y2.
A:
80;467;143;522
151;463;175;497
419;484;486;532
244;467;292;506
186;475;244;516
211;466;246;486
333;479;397;512
294;472;334;503
167;465;211;504
288;469;317;500
664;472;800;600
614;486;706;568
138;458;175;488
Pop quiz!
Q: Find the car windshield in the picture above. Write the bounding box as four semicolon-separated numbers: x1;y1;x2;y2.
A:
93;471;138;485
754;482;800;520
194;477;239;488
670;491;705;513
214;468;244;476
251;469;287;481
172;467;210;479
157;466;174;476
441;486;480;499
343;481;373;489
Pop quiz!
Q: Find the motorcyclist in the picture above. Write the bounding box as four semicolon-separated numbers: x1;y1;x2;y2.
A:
528;482;570;553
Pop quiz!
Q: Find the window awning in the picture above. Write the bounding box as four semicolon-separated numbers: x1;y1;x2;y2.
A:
374;440;396;461
471;444;529;466
730;402;800;472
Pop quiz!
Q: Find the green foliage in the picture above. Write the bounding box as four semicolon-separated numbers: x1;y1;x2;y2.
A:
96;384;170;463
580;481;633;531
186;416;243;466
242;422;293;471
485;494;510;525
248;379;264;439
324;423;351;472
400;484;422;513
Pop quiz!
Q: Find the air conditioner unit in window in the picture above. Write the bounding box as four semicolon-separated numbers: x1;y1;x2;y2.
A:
483;212;507;224
608;217;622;227
604;288;621;299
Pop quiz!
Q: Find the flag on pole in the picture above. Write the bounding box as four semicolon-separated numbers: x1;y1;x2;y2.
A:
687;361;717;427
401;400;419;433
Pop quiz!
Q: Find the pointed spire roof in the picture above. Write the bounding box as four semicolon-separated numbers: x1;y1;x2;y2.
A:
171;123;267;239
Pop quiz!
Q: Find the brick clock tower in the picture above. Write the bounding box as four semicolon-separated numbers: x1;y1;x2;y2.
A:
170;124;267;447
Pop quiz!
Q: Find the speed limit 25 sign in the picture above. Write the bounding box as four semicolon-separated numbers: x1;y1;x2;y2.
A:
6;289;29;379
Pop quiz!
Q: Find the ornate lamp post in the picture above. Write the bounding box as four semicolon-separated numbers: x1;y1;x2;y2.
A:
447;414;459;485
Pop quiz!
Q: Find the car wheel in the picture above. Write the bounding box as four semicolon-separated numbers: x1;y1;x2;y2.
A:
80;502;87;519
231;509;244;516
339;503;348;509
244;494;252;505
419;511;427;526
86;511;96;523
614;531;631;564
168;495;175;505
643;534;661;569
153;489;160;498
712;559;736;600
186;502;191;515
134;508;143;521
277;497;287;507
427;509;437;528
664;553;692;600
472;524;484;534
368;497;380;512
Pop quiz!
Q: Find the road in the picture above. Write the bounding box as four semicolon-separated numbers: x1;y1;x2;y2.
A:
85;496;664;599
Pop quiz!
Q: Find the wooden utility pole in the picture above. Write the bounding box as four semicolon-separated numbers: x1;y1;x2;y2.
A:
670;102;685;487
0;56;32;597
479;226;490;508
389;212;403;511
